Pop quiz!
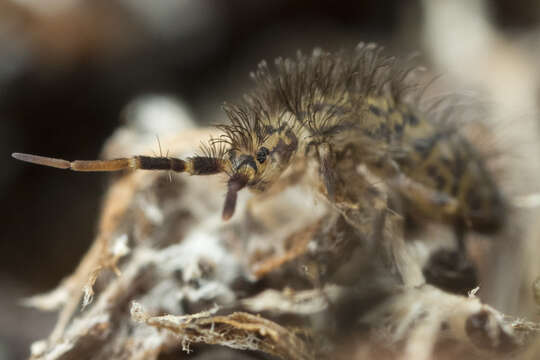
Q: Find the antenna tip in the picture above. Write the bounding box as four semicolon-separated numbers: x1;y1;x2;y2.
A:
11;152;71;169
12;152;30;162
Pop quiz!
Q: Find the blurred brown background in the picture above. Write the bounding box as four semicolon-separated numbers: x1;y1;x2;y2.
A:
0;0;539;359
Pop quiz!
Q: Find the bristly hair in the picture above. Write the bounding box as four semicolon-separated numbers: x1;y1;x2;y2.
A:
198;136;228;160
215;102;273;153
195;137;229;173
213;42;424;151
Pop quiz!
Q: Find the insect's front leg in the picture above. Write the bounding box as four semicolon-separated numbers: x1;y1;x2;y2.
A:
314;141;388;237
391;172;459;221
312;142;342;201
316;147;424;286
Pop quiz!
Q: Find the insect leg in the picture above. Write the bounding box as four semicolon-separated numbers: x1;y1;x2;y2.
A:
391;172;459;219
315;143;339;200
328;167;425;286
388;171;479;293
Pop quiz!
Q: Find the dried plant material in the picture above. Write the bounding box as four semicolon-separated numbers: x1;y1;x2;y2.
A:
252;221;321;279
22;284;70;312
131;302;316;360
22;120;540;359
360;284;540;360
36;172;143;343
241;285;346;316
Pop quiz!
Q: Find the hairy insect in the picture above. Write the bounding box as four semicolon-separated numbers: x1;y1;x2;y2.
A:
12;43;505;237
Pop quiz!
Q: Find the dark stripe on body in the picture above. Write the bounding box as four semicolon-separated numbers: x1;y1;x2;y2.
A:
413;134;441;159
406;113;419;126
269;128;299;163
264;124;287;135
369;105;383;116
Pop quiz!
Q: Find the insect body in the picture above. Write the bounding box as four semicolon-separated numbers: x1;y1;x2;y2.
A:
12;43;505;235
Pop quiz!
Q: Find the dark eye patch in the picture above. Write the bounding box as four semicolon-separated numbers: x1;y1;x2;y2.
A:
256;147;270;164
